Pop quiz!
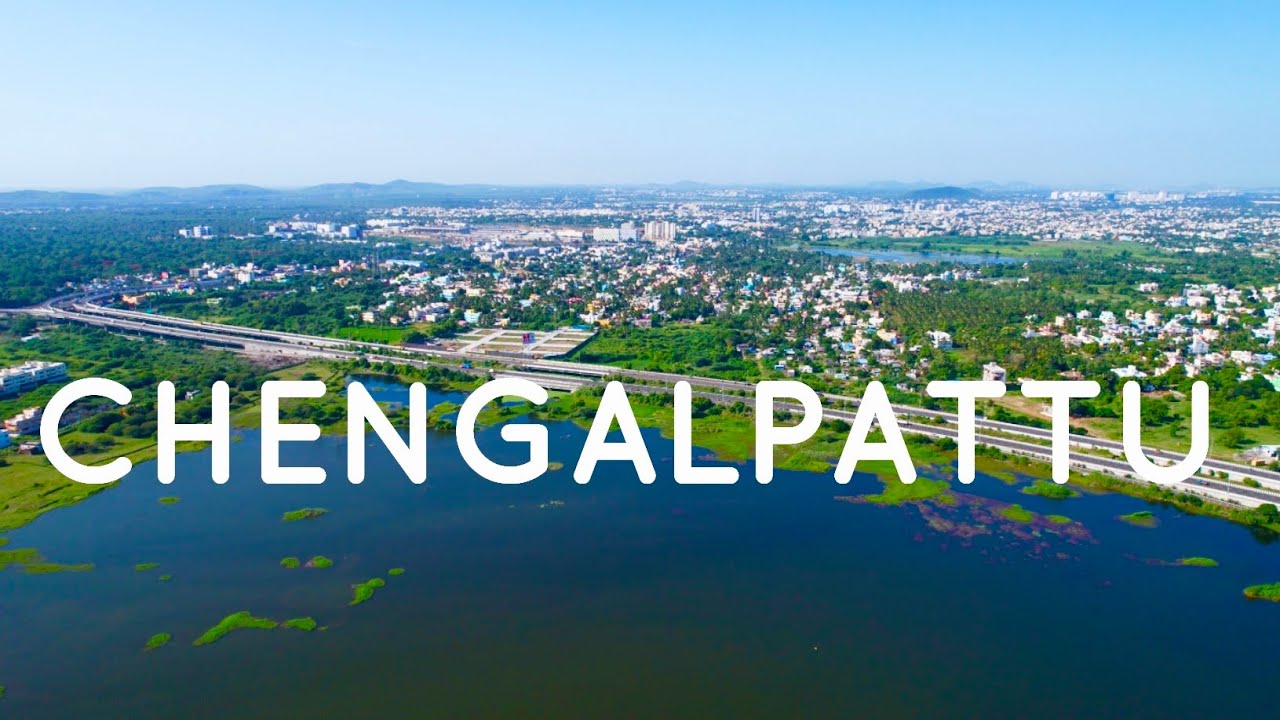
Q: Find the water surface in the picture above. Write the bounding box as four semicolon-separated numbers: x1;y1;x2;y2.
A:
2;382;1278;718
815;246;1021;265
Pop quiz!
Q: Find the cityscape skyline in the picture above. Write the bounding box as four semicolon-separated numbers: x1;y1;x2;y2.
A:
3;1;1278;190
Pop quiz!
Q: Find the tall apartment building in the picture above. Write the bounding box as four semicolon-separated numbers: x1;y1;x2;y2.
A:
644;221;677;243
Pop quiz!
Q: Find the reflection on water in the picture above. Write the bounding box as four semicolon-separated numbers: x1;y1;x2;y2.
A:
1;382;1279;718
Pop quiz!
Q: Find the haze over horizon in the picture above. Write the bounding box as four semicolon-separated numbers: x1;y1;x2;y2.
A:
2;178;1275;195
3;1;1278;190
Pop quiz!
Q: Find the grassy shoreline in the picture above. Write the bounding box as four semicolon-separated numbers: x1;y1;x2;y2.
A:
0;358;483;535
6;364;1279;542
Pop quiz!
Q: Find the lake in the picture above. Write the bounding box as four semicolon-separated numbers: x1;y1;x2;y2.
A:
815;247;1021;265
1;380;1278;718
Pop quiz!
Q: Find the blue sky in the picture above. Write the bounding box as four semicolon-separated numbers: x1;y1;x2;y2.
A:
2;1;1277;189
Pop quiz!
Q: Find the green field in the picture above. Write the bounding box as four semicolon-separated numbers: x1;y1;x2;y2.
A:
810;235;1168;261
568;325;761;381
335;326;410;344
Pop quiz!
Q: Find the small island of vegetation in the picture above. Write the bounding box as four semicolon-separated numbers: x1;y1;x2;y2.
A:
284;617;318;632
998;504;1036;523
282;507;328;522
1243;582;1280;602
1177;557;1219;567
1118;511;1159;528
0;547;40;570
1020;480;1079;500
193;611;279;646
1;546;93;574
350;577;387;606
849;476;953;506
23;562;94;574
145;633;171;651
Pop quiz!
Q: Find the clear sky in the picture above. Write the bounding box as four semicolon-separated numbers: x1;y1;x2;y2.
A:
3;0;1278;189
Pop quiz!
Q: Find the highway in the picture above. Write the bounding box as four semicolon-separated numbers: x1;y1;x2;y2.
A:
46;301;1280;477
21;295;1280;508
655;384;1280;508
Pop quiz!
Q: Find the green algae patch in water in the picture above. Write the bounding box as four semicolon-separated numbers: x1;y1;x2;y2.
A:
0;547;42;570
1020;480;1079;500
1244;582;1280;601
350;577;387;606
145;633;171;651
388;568;406;577
280;556;301;569
846;476;953;507
193;612;279;646
135;562;160;572
306;555;334;569
1045;514;1073;525
285;617;318;632
998;504;1036;523
158;574;173;582
547;461;565;471
1177;557;1219;567
2;546;94;574
282;507;328;522
158;496;181;505
23;562;94;574
1118;511;1158;528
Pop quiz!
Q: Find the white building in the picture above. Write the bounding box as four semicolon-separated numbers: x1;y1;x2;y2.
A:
178;225;213;238
1111;365;1148;379
644;221;677;243
0;361;68;397
4;406;43;435
592;227;621;242
926;330;953;349
982;362;1007;383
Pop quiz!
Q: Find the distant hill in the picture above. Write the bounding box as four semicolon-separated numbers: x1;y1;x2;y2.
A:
0;180;597;209
0;189;119;206
904;185;980;201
